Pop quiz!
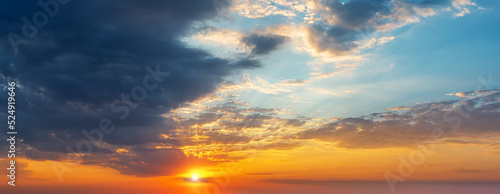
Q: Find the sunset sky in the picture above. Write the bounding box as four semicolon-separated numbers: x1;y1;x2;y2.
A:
1;0;500;193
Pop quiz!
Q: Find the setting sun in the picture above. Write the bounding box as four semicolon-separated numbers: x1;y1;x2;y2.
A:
191;174;199;182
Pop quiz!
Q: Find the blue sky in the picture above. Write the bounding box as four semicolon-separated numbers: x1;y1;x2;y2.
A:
185;0;500;119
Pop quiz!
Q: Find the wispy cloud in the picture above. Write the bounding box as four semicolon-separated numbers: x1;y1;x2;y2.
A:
453;166;480;173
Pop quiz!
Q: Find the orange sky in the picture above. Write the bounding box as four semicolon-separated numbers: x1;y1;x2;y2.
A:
2;141;499;193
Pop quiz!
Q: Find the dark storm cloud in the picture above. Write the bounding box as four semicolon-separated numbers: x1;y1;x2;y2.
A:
242;33;289;56
0;0;263;176
0;0;256;108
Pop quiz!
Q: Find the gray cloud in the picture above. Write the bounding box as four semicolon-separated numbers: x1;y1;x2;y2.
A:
242;33;289;56
307;0;461;54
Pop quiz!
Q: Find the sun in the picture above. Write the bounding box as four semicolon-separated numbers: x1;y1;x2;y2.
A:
191;174;199;182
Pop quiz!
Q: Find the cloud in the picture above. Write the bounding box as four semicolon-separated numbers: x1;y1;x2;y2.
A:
207;131;253;144
245;172;277;176
221;0;479;80
231;0;476;77
190;27;290;57
22;86;490;174
193;27;244;48
261;178;342;185
216;74;297;95
386;106;412;111
242;33;289;56
453;166;480;173
231;0;306;18
452;0;477;17
0;0;489;179
170;88;500;161
376;36;396;45
281;79;307;85
177;177;212;183
258;141;303;150
0;0;265;177
285;119;306;127
306;24;364;55
5;85;497;177
103;148;211;177
449;92;473;98
297;89;500;149
360;36;396;49
304;0;478;56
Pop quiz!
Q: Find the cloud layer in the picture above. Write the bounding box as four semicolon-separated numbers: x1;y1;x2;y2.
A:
0;0;489;178
0;0;259;176
306;0;477;55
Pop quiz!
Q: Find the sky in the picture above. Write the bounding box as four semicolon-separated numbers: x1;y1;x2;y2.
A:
0;0;500;193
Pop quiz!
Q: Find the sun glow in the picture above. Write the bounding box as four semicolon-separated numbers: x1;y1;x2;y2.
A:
191;174;199;182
